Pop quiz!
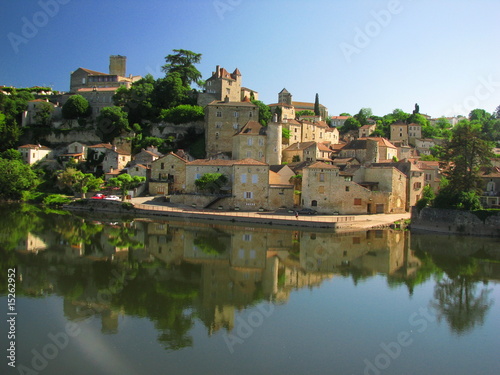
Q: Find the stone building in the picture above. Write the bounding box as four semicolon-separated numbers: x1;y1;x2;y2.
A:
390;122;422;146
149;152;188;195
87;143;131;174
301;162;407;214
358;124;376;138
232;120;282;165
338;137;397;164
18;144;52;165
204;99;258;158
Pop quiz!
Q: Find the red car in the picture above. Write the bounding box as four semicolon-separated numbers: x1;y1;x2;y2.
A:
91;194;106;199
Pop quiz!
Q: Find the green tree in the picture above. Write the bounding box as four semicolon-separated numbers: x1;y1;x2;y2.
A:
252;100;272;126
151;72;191;110
62;95;91;120
340;117;361;133
194;173;228;194
434;121;494;209
107;173;146;199
282;127;291;140
1;149;22;161
33;101;54;126
113;74;155;124
339;112;351;116
314;93;320;116
296;110;315;118
416;184;435;210
160;105;204;124
58;168;103;196
161;49;203;88
95;106;130;143
0;158;39;200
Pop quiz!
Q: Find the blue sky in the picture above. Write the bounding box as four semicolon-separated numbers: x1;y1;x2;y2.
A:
1;0;499;118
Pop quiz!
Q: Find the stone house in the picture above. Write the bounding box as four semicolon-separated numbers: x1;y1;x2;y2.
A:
149;152;188;195
21;99;60;126
282;142;320;163
330;115;351;128
479;166;500;207
133;146;163;167
127;164;149;180
390;122;422;146
358;124;376;138
18;144;52;165
87;143;131;174
282;119;303;145
232;120;282;165
338;137;397;164
204;99;258;158
170;158;293;211
301;162;407;214
415;138;442;156
418;160;441;193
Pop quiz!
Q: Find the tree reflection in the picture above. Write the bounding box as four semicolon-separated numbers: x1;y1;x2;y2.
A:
430;256;493;335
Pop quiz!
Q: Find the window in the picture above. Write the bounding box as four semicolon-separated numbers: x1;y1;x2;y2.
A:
354;198;362;205
247;138;253;146
252;174;258;183
241;174;247;183
243;234;252;241
413;182;422;189
345;186;350;192
246;151;252;158
244;192;253;199
319;186;325;194
215;122;222;128
249;112;253;118
249;250;256;259
234;111;239;118
311;200;318;206
319;173;324;182
258;138;264;146
425;173;431;181
216;111;222;117
195;173;201;180
215;132;219;139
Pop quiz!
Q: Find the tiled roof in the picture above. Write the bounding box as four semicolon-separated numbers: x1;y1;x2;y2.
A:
187;158;267;166
360;124;376;129
207;100;257;107
268;103;294;108
292;101;326;109
79;68;108;75
77;87;118;92
317;143;332;152
330;116;351;120
283;142;317;151
18;144;51;150
307;162;338;170
88;143;129;155
236;121;265;135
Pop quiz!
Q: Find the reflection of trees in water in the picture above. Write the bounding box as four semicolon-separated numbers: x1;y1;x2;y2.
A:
432;276;493;334
430;255;493;335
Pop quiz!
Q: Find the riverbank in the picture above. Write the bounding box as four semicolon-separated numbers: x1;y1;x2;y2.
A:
64;197;411;232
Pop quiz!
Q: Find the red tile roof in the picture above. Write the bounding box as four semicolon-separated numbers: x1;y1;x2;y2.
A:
307;162;338;170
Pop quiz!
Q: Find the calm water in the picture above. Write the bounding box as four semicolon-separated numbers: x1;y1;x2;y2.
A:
1;204;499;375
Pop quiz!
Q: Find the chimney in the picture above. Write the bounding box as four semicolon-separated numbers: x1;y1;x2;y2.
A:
216;65;220;77
224;95;229;103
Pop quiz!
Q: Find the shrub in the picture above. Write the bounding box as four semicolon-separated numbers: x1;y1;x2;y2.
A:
160;105;204;124
42;194;72;207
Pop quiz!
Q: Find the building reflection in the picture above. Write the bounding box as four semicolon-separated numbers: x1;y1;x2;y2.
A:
9;214;500;347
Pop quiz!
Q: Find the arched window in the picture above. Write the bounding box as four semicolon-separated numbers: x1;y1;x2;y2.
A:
311;200;317;207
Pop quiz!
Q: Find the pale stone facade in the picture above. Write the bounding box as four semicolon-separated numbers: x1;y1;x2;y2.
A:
133;146;163;167
87;143;131;173
338;138;397;164
149;152;188;195
18;144;52;165
359;124;376;138
205;100;257;157
301;162;407;214
390;122;422;146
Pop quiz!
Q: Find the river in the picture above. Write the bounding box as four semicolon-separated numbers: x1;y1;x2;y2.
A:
0;204;499;375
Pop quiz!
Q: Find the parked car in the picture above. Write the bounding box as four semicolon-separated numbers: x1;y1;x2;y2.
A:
91;194;106;199
298;208;317;215
105;195;120;201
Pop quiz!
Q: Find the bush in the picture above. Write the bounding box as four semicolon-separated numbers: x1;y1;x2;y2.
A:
160;105;204;124
42;194;72;207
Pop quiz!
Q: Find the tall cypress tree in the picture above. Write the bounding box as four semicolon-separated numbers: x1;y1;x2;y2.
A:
314;93;320;116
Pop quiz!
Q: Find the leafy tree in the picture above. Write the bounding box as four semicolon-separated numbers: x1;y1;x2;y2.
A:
340;117;361;133
314;93;320;116
107;173;146;199
433;121;494;209
95;106;130;143
416;184;435;210
282;127;291;140
252;100;272;126
151;72;192;110
33;101;54;126
113;74;155;124
62;95;91;120
296;110;315;118
161;49;203;88
160;105;204;124
1;149;22;161
57;168;103;196
339;112;351;116
194;173;228;194
0;158;39;200
354;108;368;126
469;108;490;123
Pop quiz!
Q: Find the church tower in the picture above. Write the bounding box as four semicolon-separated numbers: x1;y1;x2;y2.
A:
278;88;292;105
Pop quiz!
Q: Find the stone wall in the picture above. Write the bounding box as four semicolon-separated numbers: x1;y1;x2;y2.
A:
411;207;500;237
44;129;102;145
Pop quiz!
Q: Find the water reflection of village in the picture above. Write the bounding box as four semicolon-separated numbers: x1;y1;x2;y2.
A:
12;214;500;348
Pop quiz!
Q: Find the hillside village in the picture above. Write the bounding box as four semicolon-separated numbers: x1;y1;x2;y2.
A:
3;54;500;214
